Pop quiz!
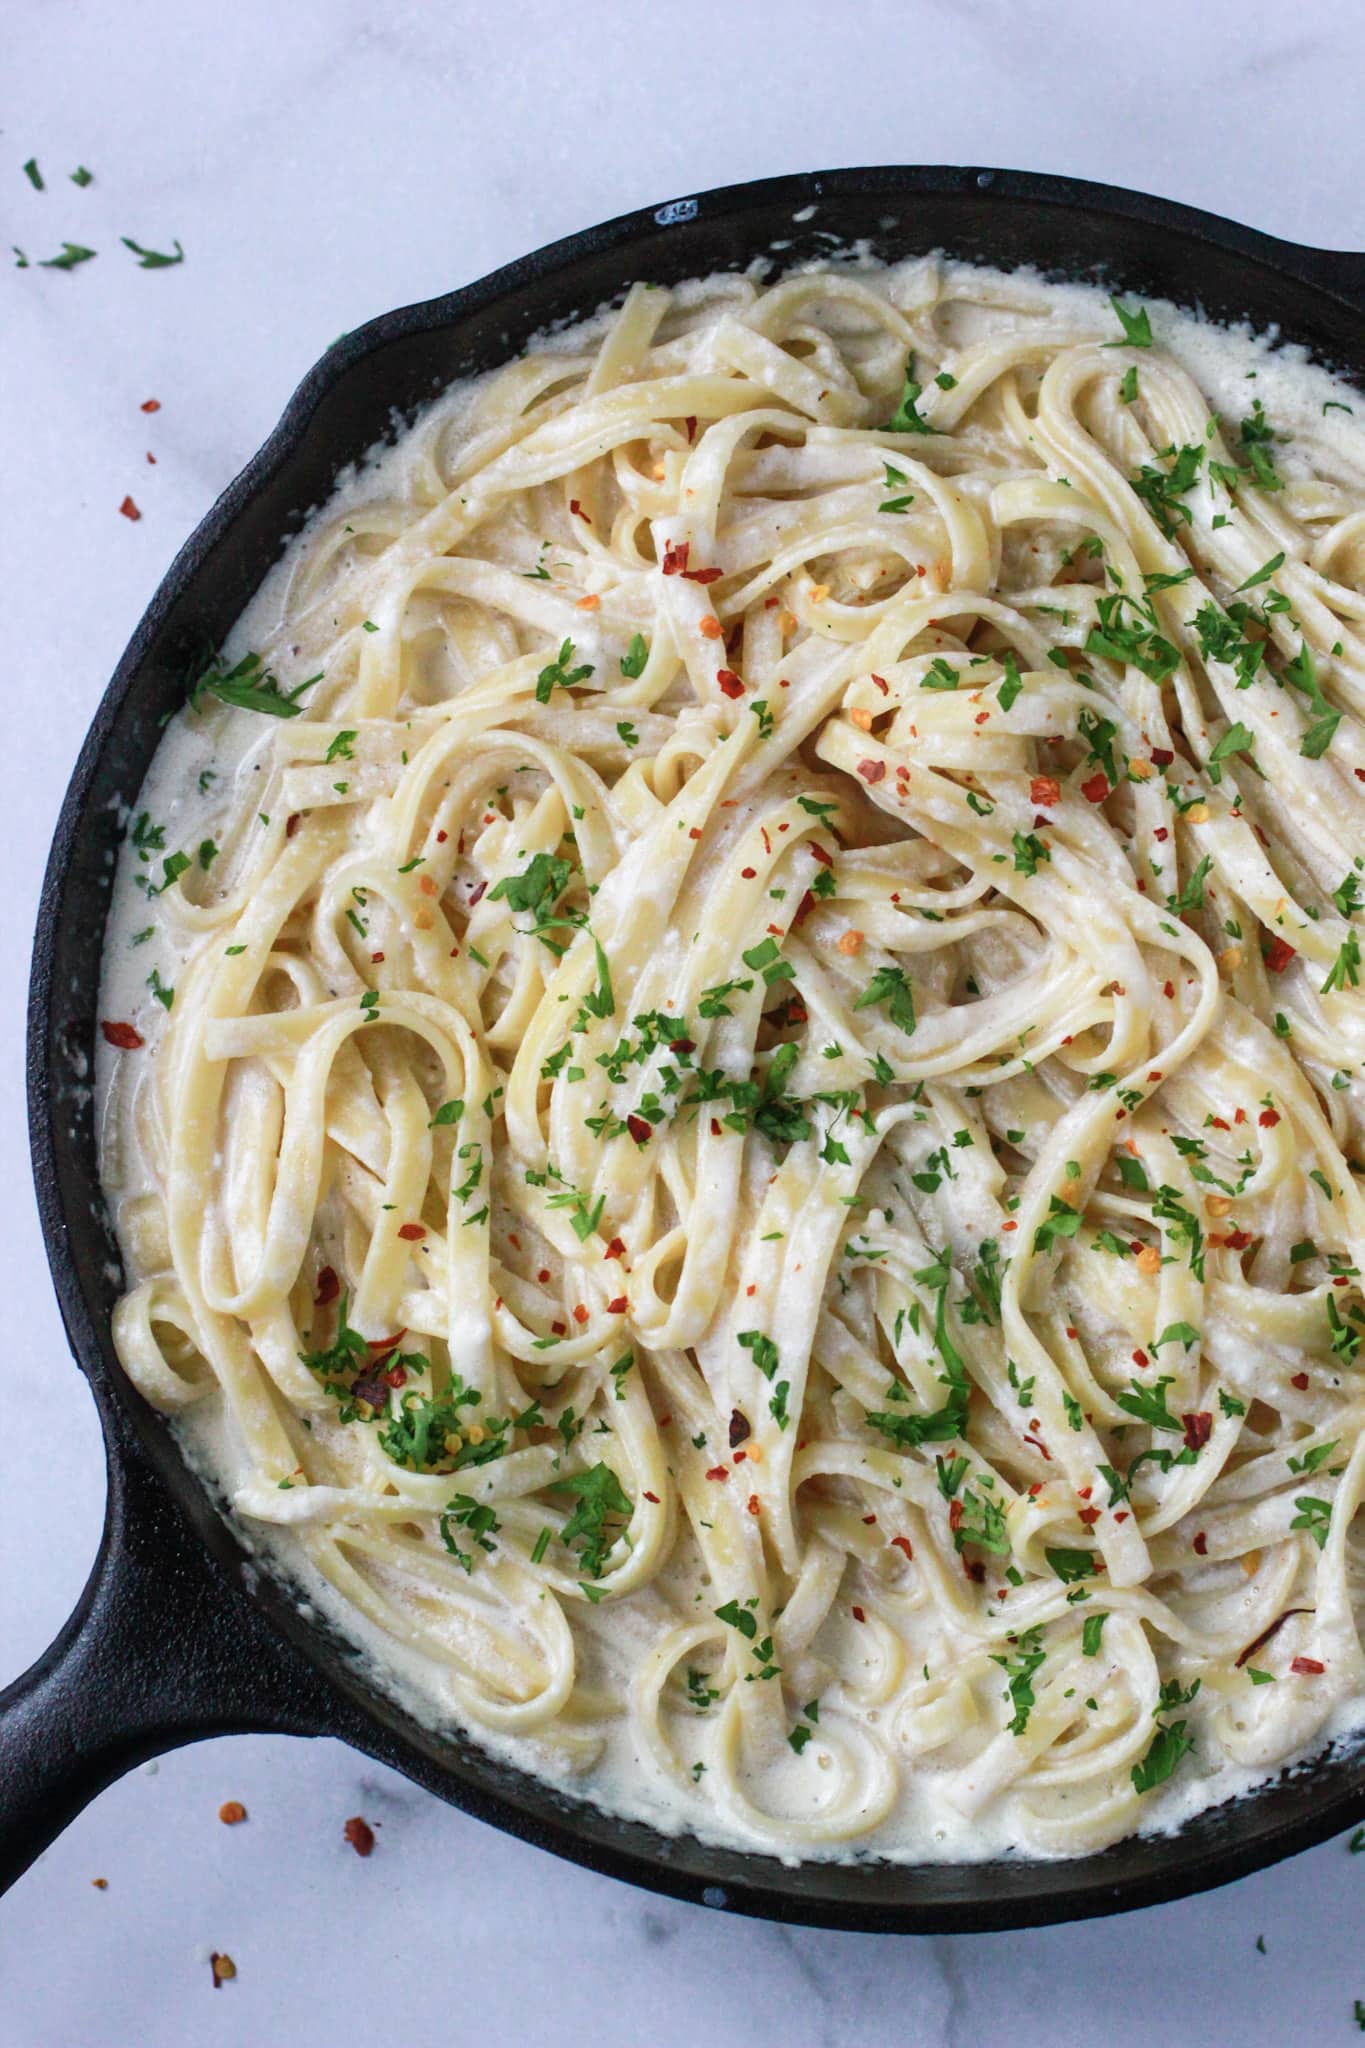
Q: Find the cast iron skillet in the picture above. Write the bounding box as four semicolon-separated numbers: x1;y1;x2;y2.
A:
7;165;1365;1929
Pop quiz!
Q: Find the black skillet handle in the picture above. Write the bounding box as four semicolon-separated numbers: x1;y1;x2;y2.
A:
0;1412;343;1895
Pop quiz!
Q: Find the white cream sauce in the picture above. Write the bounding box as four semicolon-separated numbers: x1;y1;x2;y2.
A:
96;255;1365;1864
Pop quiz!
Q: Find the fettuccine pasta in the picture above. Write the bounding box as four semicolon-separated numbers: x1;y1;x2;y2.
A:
97;258;1365;1860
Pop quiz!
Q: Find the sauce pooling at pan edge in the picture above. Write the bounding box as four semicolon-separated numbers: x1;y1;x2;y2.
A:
97;257;1365;1863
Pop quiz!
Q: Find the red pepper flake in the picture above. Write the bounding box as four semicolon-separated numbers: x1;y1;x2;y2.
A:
717;668;744;698
100;1019;144;1049
1222;1229;1253;1250
606;1295;627;1314
1154;825;1169;841
1264;936;1296;973
858;759;886;784
384;1363;407;1388
684;415;697;442
343;1816;375;1857
1234;1107;1247;1124
1192;1531;1208;1556
218;1801;247;1825
467;879;487;907
889;1534;914;1559
1150;747;1174;768
705;1465;729;1482
1078;1506;1101;1527
396;1223;426;1242
728;1409;751;1447
604;1237;626;1261
1030;776;1061;807
733;1449;747;1463
570;1304;588;1325
314;1266;340;1306
537;1267;551;1284
710;1118;722;1137
551;1320;567;1337
809;841;833;868
285;813;301;838
643;1489;660;1503
683;565;723;585
1080;771;1111;804
1163;979;1175;998
436;829;448;843
948;1499;964;1532
1001;1218;1017;1232
1182;1412;1213;1453
568;498;591;523
1291;1656;1325;1676
1291;1371;1310;1391
688;826;702;841
1132;1348;1149;1368
119;495;141;521
661;540;689;576
370;952;385;964
141;398;161;413
146;451;156;464
850;1605;866;1624
1258;1107;1281;1128
746;1494;761;1517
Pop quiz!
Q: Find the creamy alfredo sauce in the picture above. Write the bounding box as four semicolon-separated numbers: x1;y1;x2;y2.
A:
98;258;1365;1864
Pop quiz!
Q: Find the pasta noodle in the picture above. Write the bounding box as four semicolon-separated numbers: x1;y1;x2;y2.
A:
97;258;1365;1860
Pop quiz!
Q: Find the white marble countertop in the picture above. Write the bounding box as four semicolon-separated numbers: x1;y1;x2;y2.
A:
4;2;1365;2041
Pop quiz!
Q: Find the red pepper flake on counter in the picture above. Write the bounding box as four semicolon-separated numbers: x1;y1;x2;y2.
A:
119;495;141;521
343;1815;375;1857
314;1266;340;1306
141;398;161;413
218;1800;247;1825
